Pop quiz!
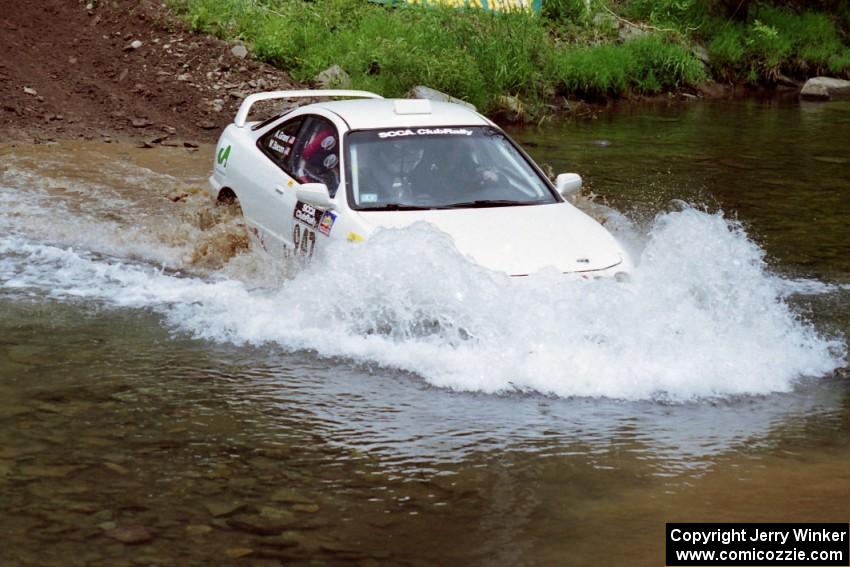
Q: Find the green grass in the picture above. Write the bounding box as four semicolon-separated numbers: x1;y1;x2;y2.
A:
706;5;850;82
168;0;850;118
553;35;705;97
169;0;708;115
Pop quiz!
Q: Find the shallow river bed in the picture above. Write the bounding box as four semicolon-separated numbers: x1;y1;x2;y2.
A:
1;99;848;566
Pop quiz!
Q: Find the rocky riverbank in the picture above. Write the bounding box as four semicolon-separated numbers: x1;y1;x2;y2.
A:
0;0;296;144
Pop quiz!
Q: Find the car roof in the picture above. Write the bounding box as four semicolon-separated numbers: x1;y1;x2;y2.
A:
308;98;491;130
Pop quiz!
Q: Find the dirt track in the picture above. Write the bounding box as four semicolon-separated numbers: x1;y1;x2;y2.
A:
0;0;297;144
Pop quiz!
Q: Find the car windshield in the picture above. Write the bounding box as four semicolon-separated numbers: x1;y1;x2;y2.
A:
346;126;558;210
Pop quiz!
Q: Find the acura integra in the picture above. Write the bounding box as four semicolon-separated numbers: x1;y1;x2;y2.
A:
209;90;632;278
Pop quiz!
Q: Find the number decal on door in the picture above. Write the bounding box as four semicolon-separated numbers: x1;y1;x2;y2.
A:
292;224;316;257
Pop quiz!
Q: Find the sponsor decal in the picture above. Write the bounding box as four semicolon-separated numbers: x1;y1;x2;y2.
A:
323;154;338;169
317;210;337;236
320;136;336;150
293;200;323;229
287;178;295;188
377;128;473;139
216;144;231;167
347;232;364;242
268;139;286;154
361;193;378;203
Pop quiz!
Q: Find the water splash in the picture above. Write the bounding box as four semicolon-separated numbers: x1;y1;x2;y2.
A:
1;205;844;401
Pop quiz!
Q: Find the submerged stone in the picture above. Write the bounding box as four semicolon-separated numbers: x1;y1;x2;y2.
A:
185;524;213;537
203;501;245;518
269;488;315;504
104;525;154;544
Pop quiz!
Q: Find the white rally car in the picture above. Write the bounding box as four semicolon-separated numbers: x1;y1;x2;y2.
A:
209;90;632;278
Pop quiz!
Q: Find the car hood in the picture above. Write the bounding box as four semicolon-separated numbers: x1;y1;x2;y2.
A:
357;202;625;276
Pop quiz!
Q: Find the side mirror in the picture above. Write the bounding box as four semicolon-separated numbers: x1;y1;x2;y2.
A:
555;173;582;198
296;183;335;209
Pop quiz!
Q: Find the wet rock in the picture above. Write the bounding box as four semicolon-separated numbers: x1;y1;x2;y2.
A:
225;548;253;559
269;489;315;504
104;525;154;544
103;462;130;475
227;508;297;536
291;503;319;513
118;68;128;82
183;140;199;148
203;501;245;518
800;77;850;101
313;64;351;89
23;87;38;96
231;44;249;59
774;72;801;88
319;541;366;559
130;40;143;50
185;524;213;536
19;464;81;478
257;531;303;548
697;81;730;98
407;85;476;111
177;73;191;82
167;190;189;202
162;125;177;135
196;120;217;130
493;94;525;122
66;502;98;514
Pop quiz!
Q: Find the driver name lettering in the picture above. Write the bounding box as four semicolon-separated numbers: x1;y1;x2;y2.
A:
377;128;473;139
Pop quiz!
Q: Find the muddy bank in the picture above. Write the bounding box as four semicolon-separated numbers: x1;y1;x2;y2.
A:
0;0;296;144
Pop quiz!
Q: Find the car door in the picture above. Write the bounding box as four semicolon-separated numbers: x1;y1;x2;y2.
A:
275;115;341;258
248;116;306;254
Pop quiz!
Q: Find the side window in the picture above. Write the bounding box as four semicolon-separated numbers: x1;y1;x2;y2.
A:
290;117;340;197
260;118;303;172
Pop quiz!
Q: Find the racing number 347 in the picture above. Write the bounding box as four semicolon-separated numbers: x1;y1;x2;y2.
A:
293;224;316;257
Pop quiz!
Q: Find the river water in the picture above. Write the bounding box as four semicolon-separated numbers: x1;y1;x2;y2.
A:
1;99;848;566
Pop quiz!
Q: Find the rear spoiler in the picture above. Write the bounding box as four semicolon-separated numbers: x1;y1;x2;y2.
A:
234;90;383;128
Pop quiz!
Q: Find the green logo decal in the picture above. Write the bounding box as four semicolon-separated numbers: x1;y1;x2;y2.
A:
217;144;232;167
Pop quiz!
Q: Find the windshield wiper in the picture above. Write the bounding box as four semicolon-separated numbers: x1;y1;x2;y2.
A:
358;203;435;211
439;199;537;209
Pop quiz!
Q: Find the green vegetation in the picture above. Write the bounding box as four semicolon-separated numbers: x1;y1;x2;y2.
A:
169;0;850;118
705;7;850;81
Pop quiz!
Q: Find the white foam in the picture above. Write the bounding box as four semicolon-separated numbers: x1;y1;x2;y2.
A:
0;207;845;401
